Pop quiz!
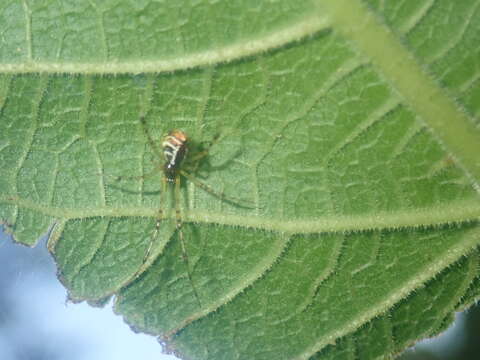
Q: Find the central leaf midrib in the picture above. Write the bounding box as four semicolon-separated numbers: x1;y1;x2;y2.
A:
4;196;480;234
320;0;480;188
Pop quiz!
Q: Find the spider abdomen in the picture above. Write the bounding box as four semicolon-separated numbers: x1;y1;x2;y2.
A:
162;130;188;182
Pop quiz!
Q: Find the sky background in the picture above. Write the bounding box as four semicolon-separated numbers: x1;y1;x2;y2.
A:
0;228;178;360
0;226;476;360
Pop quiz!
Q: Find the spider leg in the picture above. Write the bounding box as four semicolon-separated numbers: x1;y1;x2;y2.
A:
101;161;165;196
131;175;167;280
139;115;164;159
108;114;163;183
113;161;163;181
185;133;223;173
187;133;247;178
180;170;255;208
175;174;202;307
187;149;209;165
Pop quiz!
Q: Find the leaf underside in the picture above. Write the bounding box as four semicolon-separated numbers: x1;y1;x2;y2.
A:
1;1;480;360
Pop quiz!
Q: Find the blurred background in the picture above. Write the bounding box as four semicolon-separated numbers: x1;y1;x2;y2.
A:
0;227;479;360
0;228;177;360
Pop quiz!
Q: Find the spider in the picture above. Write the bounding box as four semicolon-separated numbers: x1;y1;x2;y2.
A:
114;115;251;306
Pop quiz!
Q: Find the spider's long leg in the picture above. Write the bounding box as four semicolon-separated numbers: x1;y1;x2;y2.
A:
105;114;163;183
180;170;254;208
185;133;224;173
106;115;164;187
175;174;202;307
186;150;209;170
113;161;163;181
187;134;221;164
131;176;167;280
139;115;164;159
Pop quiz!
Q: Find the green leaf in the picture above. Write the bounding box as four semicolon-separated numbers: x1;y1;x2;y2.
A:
1;1;480;359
